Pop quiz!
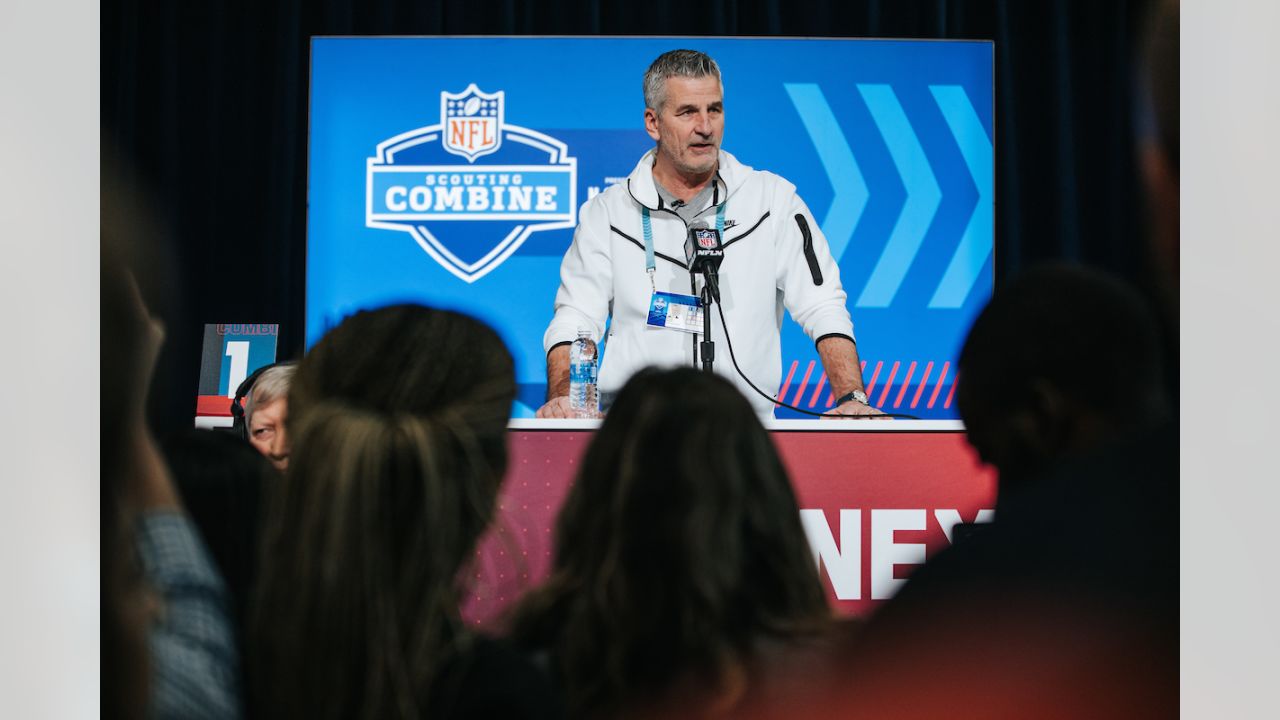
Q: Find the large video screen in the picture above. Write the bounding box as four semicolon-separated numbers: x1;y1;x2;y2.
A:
307;37;993;419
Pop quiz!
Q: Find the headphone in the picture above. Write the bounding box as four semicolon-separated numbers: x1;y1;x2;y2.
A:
229;361;294;440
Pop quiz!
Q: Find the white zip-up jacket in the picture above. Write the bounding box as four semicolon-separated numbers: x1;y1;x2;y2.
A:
544;149;855;417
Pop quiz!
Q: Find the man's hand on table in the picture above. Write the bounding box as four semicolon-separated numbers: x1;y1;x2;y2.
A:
535;396;574;418
814;337;884;419
824;399;887;419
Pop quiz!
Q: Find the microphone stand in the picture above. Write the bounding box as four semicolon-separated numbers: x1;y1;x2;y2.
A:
699;274;715;373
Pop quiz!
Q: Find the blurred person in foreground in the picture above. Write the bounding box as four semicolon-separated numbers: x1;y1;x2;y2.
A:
250;305;562;720
894;264;1174;600
786;265;1177;720
511;367;849;719
240;364;295;471
104;154;242;719
757;5;1183;716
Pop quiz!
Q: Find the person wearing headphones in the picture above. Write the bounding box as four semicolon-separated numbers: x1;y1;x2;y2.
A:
239;364;295;471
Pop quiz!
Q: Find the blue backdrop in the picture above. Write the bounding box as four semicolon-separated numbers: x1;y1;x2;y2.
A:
307;37;993;418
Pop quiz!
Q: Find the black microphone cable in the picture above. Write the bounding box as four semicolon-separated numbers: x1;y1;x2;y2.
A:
712;301;921;420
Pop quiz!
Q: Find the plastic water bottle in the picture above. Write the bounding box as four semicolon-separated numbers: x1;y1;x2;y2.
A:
568;330;598;418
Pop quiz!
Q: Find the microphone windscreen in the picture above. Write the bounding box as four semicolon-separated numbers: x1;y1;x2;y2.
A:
685;222;721;268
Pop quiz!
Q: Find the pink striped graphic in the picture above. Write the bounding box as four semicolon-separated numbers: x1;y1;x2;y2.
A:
792;361;816;406
808;372;827;408
911;362;934;408
876;361;900;408
894;361;917;408
776;359;965;413
927;362;950;409
777;360;799;403
865;361;884;397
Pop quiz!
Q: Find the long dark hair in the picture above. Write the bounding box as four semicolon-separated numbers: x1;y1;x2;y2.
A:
250;305;516;720
510;367;829;717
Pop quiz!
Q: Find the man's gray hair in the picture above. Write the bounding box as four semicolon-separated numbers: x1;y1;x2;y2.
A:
245;364;296;424
643;49;723;112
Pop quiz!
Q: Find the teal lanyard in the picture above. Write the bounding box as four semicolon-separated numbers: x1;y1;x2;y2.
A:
641;202;726;291
642;206;656;279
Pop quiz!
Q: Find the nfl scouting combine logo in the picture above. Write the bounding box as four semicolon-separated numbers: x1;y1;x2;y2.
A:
366;84;577;283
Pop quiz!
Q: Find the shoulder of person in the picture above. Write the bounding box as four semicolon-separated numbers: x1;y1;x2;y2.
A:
758;169;799;199
726;161;799;204
572;188;625;238
582;180;640;217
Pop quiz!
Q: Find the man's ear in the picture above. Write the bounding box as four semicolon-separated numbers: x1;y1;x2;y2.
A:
644;108;661;142
1022;379;1076;460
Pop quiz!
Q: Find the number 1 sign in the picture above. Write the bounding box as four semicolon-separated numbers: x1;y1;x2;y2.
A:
195;324;280;428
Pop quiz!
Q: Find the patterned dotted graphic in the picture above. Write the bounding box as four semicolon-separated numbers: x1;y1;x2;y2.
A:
447;97;499;117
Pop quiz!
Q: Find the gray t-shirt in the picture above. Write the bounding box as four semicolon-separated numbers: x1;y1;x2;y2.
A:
654;180;716;225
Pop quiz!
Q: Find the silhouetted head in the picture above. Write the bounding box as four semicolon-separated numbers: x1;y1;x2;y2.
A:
957;264;1169;490
512;367;828;717
252;304;516;720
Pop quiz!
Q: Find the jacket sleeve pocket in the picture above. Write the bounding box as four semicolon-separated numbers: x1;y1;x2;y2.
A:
795;214;824;286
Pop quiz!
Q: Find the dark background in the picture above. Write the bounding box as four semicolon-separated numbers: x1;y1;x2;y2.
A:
102;0;1158;435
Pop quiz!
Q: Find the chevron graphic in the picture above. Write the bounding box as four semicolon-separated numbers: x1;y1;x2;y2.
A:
928;85;994;309
855;84;943;308
784;83;869;262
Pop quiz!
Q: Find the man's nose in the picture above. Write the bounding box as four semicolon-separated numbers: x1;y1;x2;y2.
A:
272;426;290;458
693;112;712;135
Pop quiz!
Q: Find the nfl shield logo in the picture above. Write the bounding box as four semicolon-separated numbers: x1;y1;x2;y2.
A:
442;84;503;161
367;84;577;283
695;228;719;249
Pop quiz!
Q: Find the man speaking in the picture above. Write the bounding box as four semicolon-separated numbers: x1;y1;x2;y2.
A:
537;49;880;419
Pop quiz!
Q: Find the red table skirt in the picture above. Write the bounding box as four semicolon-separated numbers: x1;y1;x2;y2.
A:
462;420;996;628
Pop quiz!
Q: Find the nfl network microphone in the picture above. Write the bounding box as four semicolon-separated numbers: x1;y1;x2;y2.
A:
684;221;724;302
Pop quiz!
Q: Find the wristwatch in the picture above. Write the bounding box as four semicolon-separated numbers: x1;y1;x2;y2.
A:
834;389;870;406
